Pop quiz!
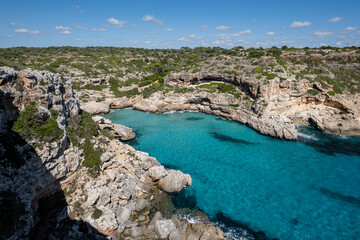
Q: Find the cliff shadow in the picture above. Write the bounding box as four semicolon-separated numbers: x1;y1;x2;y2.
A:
0;90;107;240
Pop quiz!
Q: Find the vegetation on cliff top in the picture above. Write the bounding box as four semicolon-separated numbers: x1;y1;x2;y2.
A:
1;46;360;96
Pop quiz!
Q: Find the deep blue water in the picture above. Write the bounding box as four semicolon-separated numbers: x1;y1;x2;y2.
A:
102;109;360;240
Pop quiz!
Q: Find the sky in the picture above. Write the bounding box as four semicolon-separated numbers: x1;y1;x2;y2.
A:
0;0;359;49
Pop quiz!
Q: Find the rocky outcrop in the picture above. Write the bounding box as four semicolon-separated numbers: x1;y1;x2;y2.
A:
158;170;193;193
82;101;110;115
92;115;136;141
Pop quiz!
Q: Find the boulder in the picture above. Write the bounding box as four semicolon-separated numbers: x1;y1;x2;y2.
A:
158;170;192;193
155;219;177;239
116;207;132;224
148;211;163;231
148;166;168;181
112;124;136;141
81;101;110;115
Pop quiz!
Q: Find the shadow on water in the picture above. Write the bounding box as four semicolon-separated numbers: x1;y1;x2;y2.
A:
319;187;360;208
213;212;279;240
185;117;204;121
298;127;360;156
209;131;253;145
170;189;278;240
0;90;107;240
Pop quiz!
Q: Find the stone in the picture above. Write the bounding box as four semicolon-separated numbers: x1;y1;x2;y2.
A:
112;124;136;141
148;166;168;181
135;199;149;212
155;219;177;239
116;207;132;224
81;101;110;115
130;227;141;238
118;178;136;200
169;229;182;240
148;211;163;231
158;170;192;193
100;152;112;162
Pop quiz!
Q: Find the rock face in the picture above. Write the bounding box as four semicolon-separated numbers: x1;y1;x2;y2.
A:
0;67;83;239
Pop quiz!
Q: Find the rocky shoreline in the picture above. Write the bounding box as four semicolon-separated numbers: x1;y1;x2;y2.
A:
0;67;230;240
80;71;360;140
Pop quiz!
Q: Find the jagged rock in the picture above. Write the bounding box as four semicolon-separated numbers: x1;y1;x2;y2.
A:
135;199;149;212
100;152;112;162
118;178;136;200
155;219;177;239
169;229;182;240
158;170;192;193
116;207;132;224
148;211;163;231
112;124;136;141
82;101;110;115
148;166;168;181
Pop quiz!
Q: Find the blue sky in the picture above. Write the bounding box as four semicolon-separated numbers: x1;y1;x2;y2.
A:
1;0;359;48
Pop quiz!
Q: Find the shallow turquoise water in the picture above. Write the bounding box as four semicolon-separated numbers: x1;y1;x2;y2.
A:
102;109;360;240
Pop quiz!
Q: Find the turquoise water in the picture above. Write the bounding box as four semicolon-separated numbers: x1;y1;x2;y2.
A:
102;109;360;240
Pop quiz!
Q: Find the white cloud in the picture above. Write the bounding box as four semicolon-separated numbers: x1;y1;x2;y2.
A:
144;41;151;44
328;17;343;23
200;25;209;31
14;28;41;34
290;21;312;28
313;31;333;38
216;25;230;31
336;41;343;46
10;22;24;26
106;17;126;28
217;29;252;39
75;38;83;41
165;28;173;32
60;30;71;35
177;34;203;42
142;15;163;25
55;26;71;30
342;26;358;33
77;25;107;32
149;29;160;34
129;40;138;44
266;32;276;35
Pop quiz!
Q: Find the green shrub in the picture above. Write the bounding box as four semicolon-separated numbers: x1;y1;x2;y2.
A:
307;89;319;96
67;111;103;172
12;102;63;142
327;91;335;96
92;207;103;219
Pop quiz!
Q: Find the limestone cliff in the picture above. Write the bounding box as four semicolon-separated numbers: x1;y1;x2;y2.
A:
0;67;228;240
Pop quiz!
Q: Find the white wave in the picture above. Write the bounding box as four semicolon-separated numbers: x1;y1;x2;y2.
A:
164;110;199;114
214;221;254;240
337;134;349;139
297;132;319;141
176;213;202;224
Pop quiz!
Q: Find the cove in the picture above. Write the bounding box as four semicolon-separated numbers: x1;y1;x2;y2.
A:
101;109;360;240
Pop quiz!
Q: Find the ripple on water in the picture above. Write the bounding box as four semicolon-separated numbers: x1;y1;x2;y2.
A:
101;109;360;240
